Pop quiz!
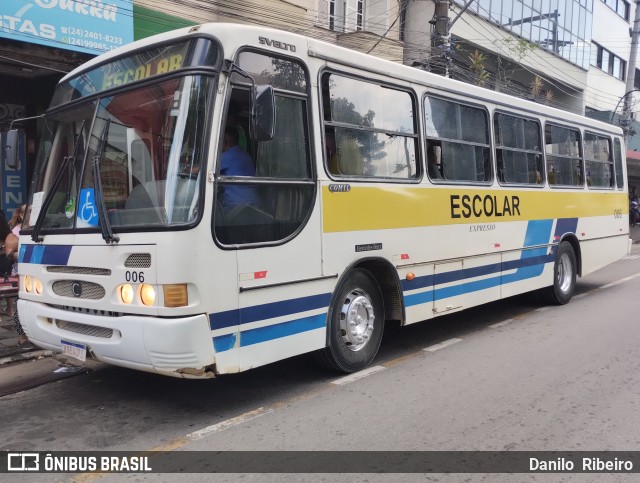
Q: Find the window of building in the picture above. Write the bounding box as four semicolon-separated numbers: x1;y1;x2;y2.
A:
594;42;626;80
603;0;630;21
456;0;594;70
424;96;492;183
545;124;584;187
318;0;364;32
321;72;418;179
494;112;544;185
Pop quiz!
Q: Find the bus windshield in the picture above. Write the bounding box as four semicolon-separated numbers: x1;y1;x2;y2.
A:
26;75;213;232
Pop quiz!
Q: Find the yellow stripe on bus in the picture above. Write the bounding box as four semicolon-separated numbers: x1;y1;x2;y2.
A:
321;185;628;233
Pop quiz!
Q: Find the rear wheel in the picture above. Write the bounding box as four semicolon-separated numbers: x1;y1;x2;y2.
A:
316;268;384;373
540;241;576;305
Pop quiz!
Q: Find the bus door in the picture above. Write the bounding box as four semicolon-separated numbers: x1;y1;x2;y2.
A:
213;50;322;369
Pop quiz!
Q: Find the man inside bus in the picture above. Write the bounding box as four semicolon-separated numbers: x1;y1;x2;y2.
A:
219;126;259;209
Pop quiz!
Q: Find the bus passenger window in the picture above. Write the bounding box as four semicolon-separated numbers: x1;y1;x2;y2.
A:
494;112;543;185
321;73;418;179
584;132;613;189
545;124;583;187
424;96;491;182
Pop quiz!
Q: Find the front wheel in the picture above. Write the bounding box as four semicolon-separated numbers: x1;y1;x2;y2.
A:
316;268;384;373
540;241;577;305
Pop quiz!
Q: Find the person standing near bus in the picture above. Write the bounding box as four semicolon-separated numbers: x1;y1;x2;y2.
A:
0;210;31;349
3;205;24;318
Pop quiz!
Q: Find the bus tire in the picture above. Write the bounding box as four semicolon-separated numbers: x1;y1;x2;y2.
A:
317;268;384;373
541;241;576;305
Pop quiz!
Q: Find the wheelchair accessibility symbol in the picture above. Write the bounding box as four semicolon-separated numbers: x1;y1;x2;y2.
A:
78;188;98;227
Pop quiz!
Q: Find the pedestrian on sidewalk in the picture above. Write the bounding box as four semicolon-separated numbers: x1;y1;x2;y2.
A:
0;209;32;350
4;205;25;318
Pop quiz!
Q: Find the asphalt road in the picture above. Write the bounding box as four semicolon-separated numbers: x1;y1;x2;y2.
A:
2;245;640;482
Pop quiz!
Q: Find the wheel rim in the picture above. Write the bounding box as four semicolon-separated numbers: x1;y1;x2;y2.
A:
557;252;573;294
339;289;375;352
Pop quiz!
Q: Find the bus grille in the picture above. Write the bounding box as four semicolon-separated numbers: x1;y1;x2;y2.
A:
125;253;151;268
52;281;105;299
48;266;111;276
55;320;114;338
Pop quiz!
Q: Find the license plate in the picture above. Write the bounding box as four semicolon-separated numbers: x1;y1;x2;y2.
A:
61;340;86;362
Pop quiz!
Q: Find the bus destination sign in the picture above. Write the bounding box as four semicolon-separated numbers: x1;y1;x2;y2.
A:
101;45;188;90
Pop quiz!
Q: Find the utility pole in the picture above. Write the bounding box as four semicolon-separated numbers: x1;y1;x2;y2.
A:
430;0;451;76
622;1;640;138
429;0;475;76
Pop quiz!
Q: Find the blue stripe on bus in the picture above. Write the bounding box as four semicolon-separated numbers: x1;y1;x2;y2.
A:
19;245;72;265
213;333;237;353
213;313;327;353
404;218;570;307
210;217;577;350
209;293;332;330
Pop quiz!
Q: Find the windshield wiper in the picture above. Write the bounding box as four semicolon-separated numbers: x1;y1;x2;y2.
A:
32;120;86;242
92;119;119;244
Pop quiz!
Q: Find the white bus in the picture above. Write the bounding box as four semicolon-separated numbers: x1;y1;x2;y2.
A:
7;23;630;378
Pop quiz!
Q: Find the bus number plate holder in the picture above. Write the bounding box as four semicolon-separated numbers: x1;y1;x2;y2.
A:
61;340;87;362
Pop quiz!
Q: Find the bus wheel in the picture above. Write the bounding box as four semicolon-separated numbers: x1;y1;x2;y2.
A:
317;268;384;373
541;241;577;305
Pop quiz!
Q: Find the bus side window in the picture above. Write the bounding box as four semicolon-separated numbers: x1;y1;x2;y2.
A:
424;95;491;183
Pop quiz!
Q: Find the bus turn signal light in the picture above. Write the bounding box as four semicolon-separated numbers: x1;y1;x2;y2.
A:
406;272;415;281
24;275;33;293
163;284;188;307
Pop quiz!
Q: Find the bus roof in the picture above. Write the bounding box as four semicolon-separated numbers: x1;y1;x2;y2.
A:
61;22;621;137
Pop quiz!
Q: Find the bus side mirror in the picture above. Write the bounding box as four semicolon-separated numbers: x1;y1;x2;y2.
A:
251;85;275;142
4;129;19;169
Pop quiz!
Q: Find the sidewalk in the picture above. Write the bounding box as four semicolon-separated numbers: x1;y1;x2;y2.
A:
0;309;103;397
1;226;639;397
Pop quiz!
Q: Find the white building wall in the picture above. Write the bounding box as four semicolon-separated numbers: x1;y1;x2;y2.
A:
584;0;635;113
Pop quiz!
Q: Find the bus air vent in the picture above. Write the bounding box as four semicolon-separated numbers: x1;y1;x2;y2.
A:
125;253;151;268
55;320;114;338
54;305;122;317
52;280;106;299
48;266;111;275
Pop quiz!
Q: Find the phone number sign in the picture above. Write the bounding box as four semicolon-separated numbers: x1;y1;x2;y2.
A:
0;0;133;55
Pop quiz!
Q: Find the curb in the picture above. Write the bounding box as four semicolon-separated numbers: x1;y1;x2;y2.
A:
0;349;54;366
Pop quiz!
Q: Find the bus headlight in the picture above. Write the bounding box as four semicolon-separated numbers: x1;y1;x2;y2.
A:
140;284;156;306
24;275;33;293
120;284;134;304
34;278;43;294
163;284;188;307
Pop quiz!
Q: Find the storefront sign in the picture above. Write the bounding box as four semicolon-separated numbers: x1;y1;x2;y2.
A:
0;130;27;218
0;0;133;55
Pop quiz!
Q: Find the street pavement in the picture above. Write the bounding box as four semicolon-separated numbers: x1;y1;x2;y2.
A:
1;225;639;397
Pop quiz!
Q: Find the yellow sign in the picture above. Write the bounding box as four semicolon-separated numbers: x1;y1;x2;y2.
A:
102;54;184;90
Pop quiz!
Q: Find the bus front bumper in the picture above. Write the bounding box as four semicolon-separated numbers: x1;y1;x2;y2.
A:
18;300;217;378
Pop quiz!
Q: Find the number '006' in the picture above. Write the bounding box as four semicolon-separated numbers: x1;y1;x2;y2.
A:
125;271;145;283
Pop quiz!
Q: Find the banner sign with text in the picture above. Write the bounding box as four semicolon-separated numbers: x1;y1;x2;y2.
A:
0;0;134;55
0;130;27;218
1;451;640;474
